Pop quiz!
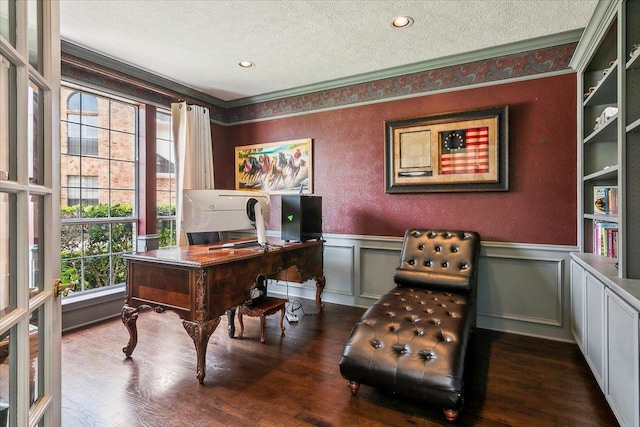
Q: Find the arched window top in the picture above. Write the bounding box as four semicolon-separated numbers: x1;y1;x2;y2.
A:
67;91;98;112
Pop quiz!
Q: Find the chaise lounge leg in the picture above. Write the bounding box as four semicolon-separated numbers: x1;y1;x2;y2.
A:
443;408;459;423
347;381;360;395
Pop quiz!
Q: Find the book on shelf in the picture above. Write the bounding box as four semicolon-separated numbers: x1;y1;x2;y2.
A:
593;186;618;215
593;219;618;259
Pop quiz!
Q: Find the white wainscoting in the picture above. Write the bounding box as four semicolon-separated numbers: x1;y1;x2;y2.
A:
62;231;577;342
269;233;578;342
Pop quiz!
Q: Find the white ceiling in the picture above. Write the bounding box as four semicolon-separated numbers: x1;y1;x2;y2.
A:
59;0;598;103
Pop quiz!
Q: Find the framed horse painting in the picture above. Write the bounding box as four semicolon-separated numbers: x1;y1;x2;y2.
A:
235;138;313;193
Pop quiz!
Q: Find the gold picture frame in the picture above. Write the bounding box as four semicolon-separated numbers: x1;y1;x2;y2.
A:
235;138;313;193
385;106;508;192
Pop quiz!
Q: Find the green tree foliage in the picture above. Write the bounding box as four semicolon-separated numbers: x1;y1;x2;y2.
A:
60;203;134;291
157;203;176;247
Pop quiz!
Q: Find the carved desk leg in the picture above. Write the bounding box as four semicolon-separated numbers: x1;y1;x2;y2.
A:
314;275;326;312
121;305;139;357
182;318;221;384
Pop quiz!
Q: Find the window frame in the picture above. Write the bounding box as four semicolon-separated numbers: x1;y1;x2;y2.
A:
59;84;139;295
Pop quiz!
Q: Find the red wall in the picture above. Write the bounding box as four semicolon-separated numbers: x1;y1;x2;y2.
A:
219;74;577;245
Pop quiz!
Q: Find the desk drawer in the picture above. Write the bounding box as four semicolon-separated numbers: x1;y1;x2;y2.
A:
129;261;191;310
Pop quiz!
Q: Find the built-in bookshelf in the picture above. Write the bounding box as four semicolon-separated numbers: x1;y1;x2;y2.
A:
570;2;640;427
571;0;640;279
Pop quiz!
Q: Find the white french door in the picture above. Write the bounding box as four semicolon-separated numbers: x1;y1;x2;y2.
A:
0;1;61;426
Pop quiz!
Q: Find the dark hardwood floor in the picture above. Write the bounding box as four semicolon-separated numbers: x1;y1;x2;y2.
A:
61;300;618;427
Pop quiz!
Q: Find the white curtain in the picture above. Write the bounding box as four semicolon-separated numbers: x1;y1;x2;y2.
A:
172;102;215;246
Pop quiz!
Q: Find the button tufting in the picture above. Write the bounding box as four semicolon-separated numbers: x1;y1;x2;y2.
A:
442;261;449;268
435;246;442;252
424;260;432;267
370;339;382;348
393;344;409;355
418;244;425;250
451;246;459;252
440;334;452;343
419;349;436;360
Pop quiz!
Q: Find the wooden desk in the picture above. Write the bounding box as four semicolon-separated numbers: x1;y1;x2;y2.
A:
121;238;324;383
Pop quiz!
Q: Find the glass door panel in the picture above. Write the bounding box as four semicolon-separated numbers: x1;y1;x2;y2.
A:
0;0;16;45
28;307;43;409
28;195;43;296
0;55;15;181
26;0;40;71
28;80;43;185
0;192;16;316
0;328;14;425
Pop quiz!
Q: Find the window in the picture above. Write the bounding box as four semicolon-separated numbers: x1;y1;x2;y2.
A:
60;86;138;294
156;110;176;247
66;175;98;206
66;92;99;155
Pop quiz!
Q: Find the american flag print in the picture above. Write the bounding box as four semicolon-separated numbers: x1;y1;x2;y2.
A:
440;127;489;174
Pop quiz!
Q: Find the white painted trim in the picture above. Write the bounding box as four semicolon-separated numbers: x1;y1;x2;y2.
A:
62;232;577;342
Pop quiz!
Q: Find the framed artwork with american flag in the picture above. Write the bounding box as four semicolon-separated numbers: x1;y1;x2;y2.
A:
384;106;508;193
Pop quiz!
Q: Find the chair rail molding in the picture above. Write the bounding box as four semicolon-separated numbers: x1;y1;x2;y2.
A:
270;233;578;342
62;230;578;342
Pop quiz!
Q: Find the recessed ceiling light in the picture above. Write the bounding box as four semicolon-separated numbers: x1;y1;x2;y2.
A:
391;16;414;29
239;61;254;68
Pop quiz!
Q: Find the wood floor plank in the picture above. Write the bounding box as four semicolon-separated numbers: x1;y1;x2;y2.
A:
62;300;618;426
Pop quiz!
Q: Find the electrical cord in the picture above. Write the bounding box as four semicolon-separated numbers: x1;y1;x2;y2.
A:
268;238;324;322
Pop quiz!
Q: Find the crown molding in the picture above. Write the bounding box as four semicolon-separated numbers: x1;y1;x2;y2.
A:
569;0;619;71
227;29;585;108
61;40;227;108
63;29;584;112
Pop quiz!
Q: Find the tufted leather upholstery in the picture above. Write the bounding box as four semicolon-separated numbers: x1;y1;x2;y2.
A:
339;229;480;421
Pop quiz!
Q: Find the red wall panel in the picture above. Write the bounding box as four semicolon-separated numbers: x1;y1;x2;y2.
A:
222;74;577;245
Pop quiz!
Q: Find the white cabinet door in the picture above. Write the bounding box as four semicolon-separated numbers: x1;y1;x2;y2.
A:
606;289;639;427
585;272;605;388
570;261;586;351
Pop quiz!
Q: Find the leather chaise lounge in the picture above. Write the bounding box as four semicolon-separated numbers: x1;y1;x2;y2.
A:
339;229;481;422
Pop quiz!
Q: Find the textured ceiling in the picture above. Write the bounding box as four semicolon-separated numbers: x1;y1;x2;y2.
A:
59;0;597;103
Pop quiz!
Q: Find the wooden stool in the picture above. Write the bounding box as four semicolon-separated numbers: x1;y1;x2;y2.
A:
237;297;287;343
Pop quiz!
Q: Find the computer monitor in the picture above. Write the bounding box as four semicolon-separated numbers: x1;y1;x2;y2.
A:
182;189;270;245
